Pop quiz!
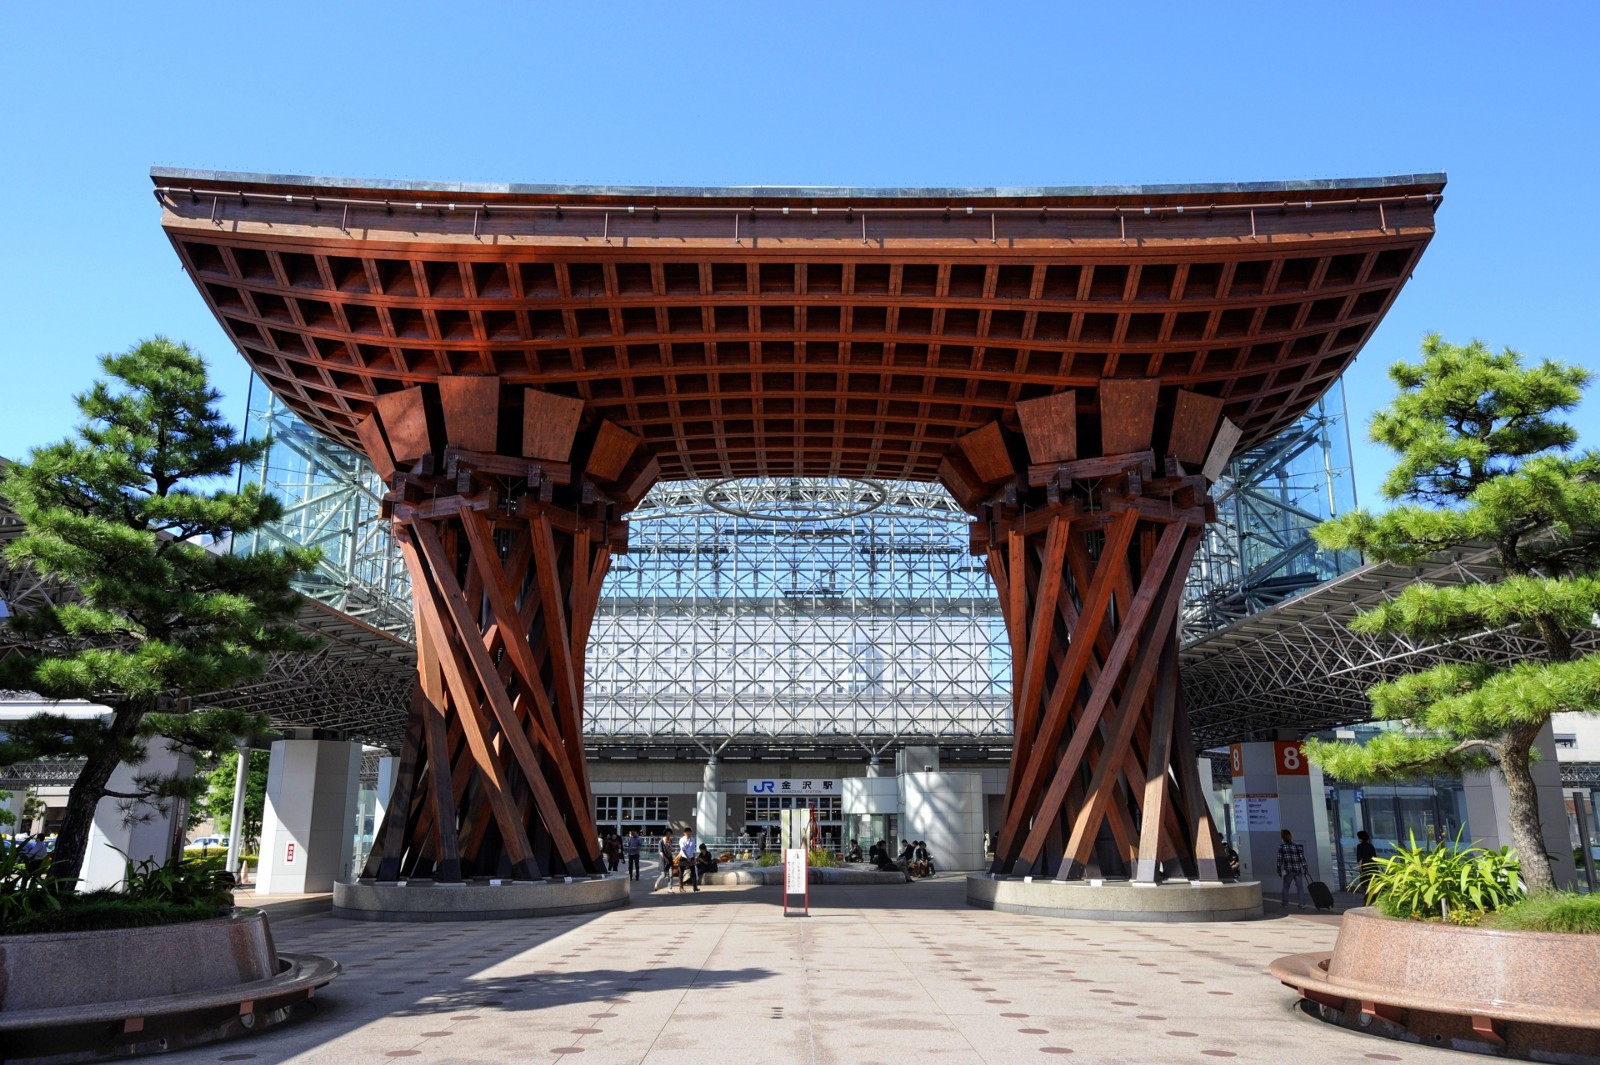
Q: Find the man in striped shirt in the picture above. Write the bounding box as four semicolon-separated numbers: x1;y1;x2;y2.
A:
1276;828;1308;908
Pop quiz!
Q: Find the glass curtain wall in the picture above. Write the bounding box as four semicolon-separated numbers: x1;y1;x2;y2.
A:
1183;384;1361;640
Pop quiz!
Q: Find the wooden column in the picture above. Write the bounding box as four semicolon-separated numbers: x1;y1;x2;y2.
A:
945;383;1233;883
357;381;655;881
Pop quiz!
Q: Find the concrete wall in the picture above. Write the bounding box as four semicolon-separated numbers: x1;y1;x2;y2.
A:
901;770;984;871
1230;741;1331;886
80;739;192;891
842;776;898;815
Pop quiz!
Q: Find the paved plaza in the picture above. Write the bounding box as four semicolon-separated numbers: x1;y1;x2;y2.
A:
172;872;1470;1065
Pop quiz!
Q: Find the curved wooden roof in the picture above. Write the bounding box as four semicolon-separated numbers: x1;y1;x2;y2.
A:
155;168;1443;483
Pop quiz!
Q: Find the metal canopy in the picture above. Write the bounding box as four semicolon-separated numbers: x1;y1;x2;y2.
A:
1181;543;1600;749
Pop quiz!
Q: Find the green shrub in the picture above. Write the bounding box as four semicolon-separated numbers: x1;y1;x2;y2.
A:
120;852;234;908
808;847;835;867
6;898;221;936
756;851;782;867
1489;892;1600;934
1365;830;1523;921
0;847;70;934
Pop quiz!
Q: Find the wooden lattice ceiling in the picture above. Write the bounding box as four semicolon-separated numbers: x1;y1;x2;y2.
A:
155;169;1443;482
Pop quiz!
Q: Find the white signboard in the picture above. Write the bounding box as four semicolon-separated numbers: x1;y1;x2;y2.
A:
1240;793;1280;832
747;778;840;795
784;848;808;895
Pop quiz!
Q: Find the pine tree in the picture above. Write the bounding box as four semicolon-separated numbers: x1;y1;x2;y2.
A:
1308;334;1600;894
0;338;316;886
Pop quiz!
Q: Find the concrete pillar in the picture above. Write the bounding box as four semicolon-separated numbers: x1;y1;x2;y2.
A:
901;770;984;870
1229;741;1331;885
80;739;194;892
373;755;399;830
695;757;726;841
865;757;882;778
1463;720;1577;888
256;738;360;894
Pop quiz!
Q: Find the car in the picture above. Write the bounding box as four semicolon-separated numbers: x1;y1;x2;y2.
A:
184;836;229;851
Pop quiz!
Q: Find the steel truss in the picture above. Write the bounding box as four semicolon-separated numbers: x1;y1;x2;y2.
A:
236;381;414;641
1182;544;1600;748
585;478;1011;757
1182;388;1360;642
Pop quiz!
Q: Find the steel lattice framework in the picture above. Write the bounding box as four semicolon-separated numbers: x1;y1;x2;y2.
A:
585;478;1010;757
1181;387;1360;641
236;382;414;641
1182;544;1600;748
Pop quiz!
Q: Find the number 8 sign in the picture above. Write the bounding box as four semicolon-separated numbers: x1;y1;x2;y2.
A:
1275;741;1309;776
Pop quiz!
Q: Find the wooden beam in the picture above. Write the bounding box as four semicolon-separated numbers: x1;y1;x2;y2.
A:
1015;391;1077;463
992;508;1139;871
956;421;1016;485
1202;417;1244;482
1167;390;1225;467
354;413;397;482
439;376;500;452
375;388;434;466
937;452;990;510
587;419;642;482
522;388;585;461
1133;633;1180;882
1014;517;1186;869
1050;526;1204;877
1099;378;1159;455
424;512;586;875
405;522;541;878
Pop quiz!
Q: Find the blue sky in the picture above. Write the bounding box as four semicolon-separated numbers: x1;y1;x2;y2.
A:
3;3;1595;509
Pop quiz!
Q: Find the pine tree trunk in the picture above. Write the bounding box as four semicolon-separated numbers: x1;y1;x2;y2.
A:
1500;723;1555;895
49;705;146;890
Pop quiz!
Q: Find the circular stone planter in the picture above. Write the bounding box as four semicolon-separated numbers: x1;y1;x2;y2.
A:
333;874;630;921
1270;906;1600;1061
0;910;338;1063
967;875;1263;922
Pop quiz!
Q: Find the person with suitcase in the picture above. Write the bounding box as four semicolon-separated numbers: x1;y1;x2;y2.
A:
1276;828;1309;909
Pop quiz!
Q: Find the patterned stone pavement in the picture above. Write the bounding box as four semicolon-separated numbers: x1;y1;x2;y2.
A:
163;871;1468;1065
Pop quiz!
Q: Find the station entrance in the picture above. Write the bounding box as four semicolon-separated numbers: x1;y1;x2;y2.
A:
156;167;1443;892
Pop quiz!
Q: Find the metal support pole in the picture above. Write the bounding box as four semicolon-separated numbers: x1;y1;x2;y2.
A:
1574;790;1597;895
225;745;251;879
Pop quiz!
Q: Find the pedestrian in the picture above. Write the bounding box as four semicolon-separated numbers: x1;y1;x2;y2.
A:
602;832;622;873
679;828;701;892
655;831;674;890
21;833;49;874
1277;828;1309;909
1354;830;1378;895
625;829;643;881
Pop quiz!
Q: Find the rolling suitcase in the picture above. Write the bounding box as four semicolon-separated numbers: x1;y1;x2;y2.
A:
1307;880;1335;911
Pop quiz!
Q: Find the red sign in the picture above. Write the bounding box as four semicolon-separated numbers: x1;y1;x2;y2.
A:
1275;741;1309;776
285;841;297;864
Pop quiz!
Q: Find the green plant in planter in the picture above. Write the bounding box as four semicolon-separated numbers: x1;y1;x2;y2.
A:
1365;830;1523;922
120;850;233;908
756;851;782;867
808;847;836;868
1491;891;1600;934
0;846;70;934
